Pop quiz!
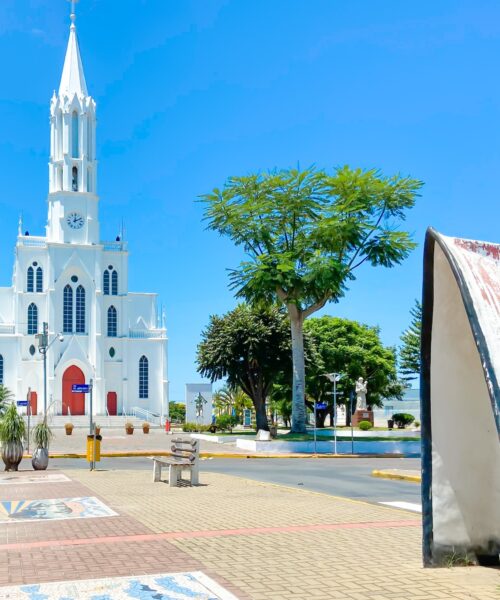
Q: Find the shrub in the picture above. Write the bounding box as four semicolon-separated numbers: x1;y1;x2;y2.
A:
0;403;26;444
215;414;239;432
32;420;54;449
182;422;212;433
358;420;373;431
392;413;415;428
414;420;421;428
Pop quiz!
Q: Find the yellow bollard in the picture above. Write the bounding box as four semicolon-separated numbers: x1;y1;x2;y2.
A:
86;435;101;462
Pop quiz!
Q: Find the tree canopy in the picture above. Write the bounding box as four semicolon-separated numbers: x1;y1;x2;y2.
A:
202;166;422;432
196;304;291;431
399;300;422;383
304;316;404;426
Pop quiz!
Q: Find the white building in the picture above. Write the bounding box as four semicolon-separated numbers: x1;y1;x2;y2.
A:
0;11;168;419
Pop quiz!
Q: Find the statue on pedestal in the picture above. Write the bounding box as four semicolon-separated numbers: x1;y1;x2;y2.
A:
355;377;368;411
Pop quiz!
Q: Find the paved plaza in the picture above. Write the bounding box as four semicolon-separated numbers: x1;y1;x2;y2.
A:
0;468;497;599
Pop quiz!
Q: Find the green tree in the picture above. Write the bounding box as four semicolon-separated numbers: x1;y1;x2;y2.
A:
168;401;186;423
202;166;422;432
196;304;292;431
399;300;422;383
304;316;404;427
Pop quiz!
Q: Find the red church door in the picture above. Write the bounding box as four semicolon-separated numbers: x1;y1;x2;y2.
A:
107;392;117;416
62;366;85;415
29;391;37;416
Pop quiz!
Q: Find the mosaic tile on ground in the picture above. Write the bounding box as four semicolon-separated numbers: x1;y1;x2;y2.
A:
0;571;238;600
0;474;70;486
0;496;117;523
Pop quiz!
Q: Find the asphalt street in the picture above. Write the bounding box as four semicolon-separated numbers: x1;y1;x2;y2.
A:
49;456;422;506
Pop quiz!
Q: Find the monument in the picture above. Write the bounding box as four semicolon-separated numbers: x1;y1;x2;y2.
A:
421;227;500;567
351;377;374;426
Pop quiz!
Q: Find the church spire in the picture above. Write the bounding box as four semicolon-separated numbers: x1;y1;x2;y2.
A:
47;0;99;244
59;1;88;97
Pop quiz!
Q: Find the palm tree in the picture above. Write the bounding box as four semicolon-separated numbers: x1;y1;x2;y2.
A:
0;385;14;417
213;386;252;421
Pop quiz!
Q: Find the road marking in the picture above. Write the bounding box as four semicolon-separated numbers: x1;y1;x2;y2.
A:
379;501;422;513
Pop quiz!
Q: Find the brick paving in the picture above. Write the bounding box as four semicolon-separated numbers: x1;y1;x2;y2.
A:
0;468;498;599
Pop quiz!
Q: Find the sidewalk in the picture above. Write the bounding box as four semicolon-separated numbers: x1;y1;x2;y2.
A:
0;468;497;599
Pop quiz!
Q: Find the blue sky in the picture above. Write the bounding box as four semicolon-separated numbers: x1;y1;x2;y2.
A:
0;0;499;401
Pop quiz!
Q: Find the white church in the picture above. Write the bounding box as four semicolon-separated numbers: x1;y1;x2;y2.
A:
0;10;168;419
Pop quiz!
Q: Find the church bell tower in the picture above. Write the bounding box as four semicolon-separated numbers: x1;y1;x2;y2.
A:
46;5;99;245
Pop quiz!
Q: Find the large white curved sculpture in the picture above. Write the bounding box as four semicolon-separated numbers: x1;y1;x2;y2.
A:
421;228;500;566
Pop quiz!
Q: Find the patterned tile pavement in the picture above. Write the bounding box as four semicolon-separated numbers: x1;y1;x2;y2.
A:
0;469;498;599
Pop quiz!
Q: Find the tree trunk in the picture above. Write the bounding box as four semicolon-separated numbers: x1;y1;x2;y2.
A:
254;394;269;431
289;309;307;433
316;410;328;428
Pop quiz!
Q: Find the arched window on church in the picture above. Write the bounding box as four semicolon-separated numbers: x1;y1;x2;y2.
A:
107;306;117;337
87;167;92;193
103;270;110;295
58;167;63;191
71;111;79;158
0;354;3;385
63;284;73;333
76;285;85;334
139;356;149;399
27;267;34;292
36;267;43;293
112;270;118;296
27;303;38;335
72;166;78;192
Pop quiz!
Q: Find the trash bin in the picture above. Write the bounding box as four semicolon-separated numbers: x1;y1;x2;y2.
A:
86;435;102;462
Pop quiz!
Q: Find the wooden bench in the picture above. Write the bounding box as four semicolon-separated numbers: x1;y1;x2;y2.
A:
150;438;199;487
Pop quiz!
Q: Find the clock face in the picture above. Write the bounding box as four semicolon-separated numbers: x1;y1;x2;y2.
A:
66;212;84;230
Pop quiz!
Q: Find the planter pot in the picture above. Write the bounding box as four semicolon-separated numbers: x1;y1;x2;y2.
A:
32;447;49;471
2;441;24;471
65;428;73;436
126;427;134;435
142;427;150;434
95;428;101;436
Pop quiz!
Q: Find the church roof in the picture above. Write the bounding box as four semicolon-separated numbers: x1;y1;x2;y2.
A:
58;16;88;98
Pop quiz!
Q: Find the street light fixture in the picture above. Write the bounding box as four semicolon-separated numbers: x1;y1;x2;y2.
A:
36;322;64;416
323;373;344;454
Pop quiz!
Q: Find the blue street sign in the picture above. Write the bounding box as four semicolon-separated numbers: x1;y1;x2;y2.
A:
72;384;90;393
316;402;327;410
17;400;29;407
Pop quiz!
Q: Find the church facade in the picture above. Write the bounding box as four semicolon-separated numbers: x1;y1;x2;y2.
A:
0;12;168;418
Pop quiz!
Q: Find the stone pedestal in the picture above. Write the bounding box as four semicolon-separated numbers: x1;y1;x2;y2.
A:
352;409;374;427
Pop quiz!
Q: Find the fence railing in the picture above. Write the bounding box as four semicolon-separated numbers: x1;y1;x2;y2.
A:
128;329;165;339
130;406;161;425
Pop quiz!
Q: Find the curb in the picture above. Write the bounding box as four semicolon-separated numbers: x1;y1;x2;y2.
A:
371;469;421;483
23;451;412;460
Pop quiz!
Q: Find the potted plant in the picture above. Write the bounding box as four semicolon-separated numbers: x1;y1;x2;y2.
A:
31;418;53;470
142;422;150;434
65;422;74;435
125;421;134;435
0;402;26;471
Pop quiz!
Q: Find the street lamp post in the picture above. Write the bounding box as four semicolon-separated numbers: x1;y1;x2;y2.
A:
36;322;64;417
324;373;343;455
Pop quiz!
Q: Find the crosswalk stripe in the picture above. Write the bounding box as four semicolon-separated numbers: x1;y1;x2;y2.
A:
379;501;422;513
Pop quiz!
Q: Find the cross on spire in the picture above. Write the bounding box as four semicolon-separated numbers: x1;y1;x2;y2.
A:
69;0;79;27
